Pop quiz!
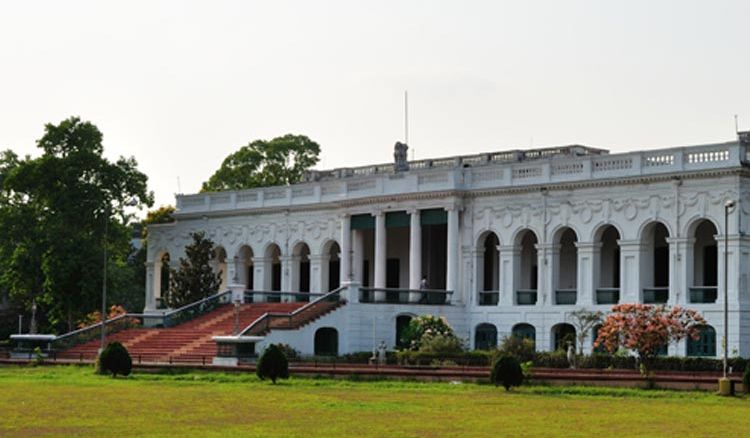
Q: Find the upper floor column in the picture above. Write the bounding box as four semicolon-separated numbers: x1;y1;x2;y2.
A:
617;239;642;303
575;242;601;306
144;261;156;311
446;206;460;299
666;237;693;306
408;208;422;302
340;214;352;282
374;210;387;293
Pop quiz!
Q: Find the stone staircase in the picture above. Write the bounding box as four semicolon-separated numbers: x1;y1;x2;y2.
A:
57;302;303;364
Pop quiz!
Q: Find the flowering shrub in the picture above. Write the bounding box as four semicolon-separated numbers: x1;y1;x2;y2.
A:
77;305;139;329
400;315;461;352
594;304;706;374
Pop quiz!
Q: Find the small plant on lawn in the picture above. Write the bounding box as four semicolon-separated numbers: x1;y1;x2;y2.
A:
490;355;524;391
594;304;705;376
99;342;132;377
256;344;289;384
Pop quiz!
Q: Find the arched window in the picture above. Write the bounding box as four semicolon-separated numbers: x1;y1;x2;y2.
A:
551;323;576;351
687;326;716;357
514;230;538;305
641;222;670;304
395;315;413;349
553;227;578;305
474;323;498;350
314;327;339;356
690;220;719;304
477;232;500;305
512;323;536;343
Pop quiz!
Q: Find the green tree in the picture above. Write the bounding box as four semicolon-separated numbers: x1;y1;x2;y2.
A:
201;134;321;192
256;344;289;384
0;117;153;333
165;231;222;308
568;309;603;355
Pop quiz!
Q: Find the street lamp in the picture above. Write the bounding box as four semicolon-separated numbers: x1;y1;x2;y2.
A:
100;198;139;353
723;199;735;381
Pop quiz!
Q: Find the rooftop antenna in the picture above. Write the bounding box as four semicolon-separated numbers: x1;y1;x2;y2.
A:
735;114;739;134
404;90;409;145
177;176;182;194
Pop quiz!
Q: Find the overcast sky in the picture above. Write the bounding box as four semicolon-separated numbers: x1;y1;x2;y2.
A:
1;0;748;209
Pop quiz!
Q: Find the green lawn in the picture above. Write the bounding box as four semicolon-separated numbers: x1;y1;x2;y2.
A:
1;365;748;437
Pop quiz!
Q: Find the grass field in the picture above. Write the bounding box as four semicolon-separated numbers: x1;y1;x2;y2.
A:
1;365;749;437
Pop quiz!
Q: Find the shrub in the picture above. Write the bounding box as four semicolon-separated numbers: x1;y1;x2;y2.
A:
396;350;492;367
256;344;289;384
275;343;300;362
99;342;132;377
495;336;536;363
744;365;750;393
419;333;464;355
400;315;457;351
491;355;523;391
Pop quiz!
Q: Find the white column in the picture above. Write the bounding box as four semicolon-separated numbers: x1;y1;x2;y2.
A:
374;211;387;301
446;207;460;299
409;209;422;302
310;254;327;294
535;243;556;306
472;249;484;305
227;256;247;302
499;245;517;306
280;255;293;295
667;237;692;306
352;230;364;283
253;256;269;302
618;240;642;303
575;242;601;306
340;215;352;282
145;261;155;311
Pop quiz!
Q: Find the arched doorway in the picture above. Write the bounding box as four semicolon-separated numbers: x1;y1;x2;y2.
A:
474;323;498;350
292;242;311;302
641;222;670;304
264;244;282;302
553;227;578;305
238;245;254;291
511;323;536;344
314;327;339;356
687;325;716;357
514;230;538;305
596;225;621;305
690;220;718;304
324;241;341;292
477;232;500;305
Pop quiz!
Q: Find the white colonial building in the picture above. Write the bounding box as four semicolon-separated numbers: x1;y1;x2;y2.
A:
146;132;750;358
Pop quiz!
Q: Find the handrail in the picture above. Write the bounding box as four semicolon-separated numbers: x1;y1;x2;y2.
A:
54;313;131;342
239;285;346;336
160;290;231;317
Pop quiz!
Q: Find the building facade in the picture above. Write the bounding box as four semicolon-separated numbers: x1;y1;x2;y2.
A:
146;133;750;358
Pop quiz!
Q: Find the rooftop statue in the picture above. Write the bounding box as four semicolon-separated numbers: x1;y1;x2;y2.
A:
394;141;409;172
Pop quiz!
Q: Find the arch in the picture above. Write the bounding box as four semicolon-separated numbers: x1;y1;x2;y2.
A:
553;227;578;304
263;241;283;259
213;246;229;292
549;223;581;245
690;219;719;304
154;251;171;308
687;325;716;357
551;323;576;351
511;323;536;343
511;227;541;247
264;243;282;293
637;219;673;242
590;221;625;243
478;231;500;305
474;323;498;350
237;245;255;289
322;240;341;292
514;229;539;304
596;225;621;304
639;221;670;303
683;215;721;239
475;229;501;249
395;314;414;349
314;327;339;356
291;241;311;299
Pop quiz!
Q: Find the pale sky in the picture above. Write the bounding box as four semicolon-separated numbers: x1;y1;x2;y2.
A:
1;0;748;209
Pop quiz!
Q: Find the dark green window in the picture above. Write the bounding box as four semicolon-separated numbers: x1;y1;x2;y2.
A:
351;214;375;230
420;208;447;226
687;326;716;357
386;211;410;228
475;323;498;350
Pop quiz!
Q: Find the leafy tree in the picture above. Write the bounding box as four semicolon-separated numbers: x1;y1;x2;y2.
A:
165;231;222;308
256;343;289;384
568;309;603;355
0;117;153;333
594;304;706;374
201;134;321;192
490;355;524;391
99;341;132;377
142;205;175;239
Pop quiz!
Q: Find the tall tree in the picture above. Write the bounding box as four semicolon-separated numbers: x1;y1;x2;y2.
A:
0;117;153;333
201;134;320;192
165;231;222;308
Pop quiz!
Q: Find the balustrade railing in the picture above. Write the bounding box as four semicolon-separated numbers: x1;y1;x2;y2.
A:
516;289;537;305
554;289;577;305
52;314;144;352
243;290;326;304
478;291;499;306
689;286;718;304
240;287;346;336
358;288;453;305
596;288;620;305
643;287;669;304
160;291;232;327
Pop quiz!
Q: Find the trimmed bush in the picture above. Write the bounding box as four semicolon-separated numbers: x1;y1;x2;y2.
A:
743;365;750;393
256;344;289;384
491;355;523;391
99;342;132;377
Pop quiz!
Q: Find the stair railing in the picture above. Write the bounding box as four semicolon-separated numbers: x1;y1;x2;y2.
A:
52;313;144;351
160;290;232;327
239;286;346;337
